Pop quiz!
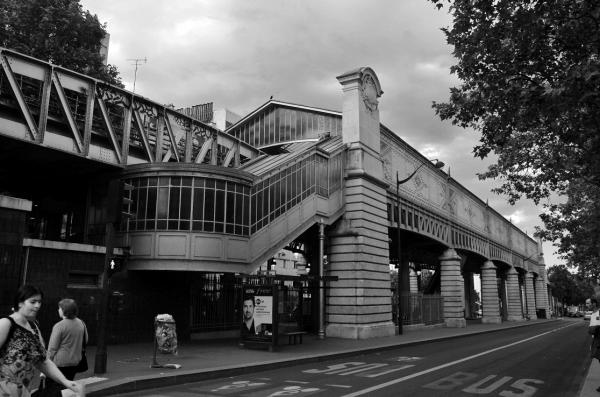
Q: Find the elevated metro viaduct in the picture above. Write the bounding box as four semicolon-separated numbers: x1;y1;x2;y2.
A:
0;47;549;343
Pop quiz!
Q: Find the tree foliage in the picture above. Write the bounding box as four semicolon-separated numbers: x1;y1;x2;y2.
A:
548;264;596;305
430;0;600;271
0;0;121;86
539;182;600;276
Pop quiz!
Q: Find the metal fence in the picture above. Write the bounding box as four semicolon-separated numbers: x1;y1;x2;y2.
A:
189;274;240;333
392;291;444;326
190;275;313;333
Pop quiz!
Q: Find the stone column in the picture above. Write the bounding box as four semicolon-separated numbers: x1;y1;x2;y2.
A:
481;261;501;324
505;266;523;321
524;272;538;320
326;67;395;339
409;268;419;293
534;242;550;319
318;221;326;338
440;248;466;328
535;273;549;318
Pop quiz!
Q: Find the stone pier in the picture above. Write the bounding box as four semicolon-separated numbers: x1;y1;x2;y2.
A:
326;67;395;339
440;248;466;328
481;261;501;324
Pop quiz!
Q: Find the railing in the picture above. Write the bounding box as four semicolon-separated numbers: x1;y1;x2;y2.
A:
189;273;241;333
248;150;344;235
392;291;444;326
189;274;313;333
0;47;261;167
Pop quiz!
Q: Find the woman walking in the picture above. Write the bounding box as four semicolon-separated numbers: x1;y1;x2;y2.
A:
45;298;88;393
0;285;84;396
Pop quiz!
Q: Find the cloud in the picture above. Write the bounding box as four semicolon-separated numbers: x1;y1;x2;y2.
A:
78;0;563;268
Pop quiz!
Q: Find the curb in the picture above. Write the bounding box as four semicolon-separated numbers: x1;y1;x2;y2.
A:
88;319;560;396
578;354;597;397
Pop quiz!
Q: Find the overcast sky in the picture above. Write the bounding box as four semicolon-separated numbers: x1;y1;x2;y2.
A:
79;0;563;268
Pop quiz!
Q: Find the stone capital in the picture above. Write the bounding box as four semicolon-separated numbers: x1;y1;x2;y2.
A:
337;67;383;154
439;248;460;262
336;67;383;99
482;260;497;270
506;266;518;276
525;271;535;279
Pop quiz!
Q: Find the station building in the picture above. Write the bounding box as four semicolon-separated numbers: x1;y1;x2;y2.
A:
0;47;550;344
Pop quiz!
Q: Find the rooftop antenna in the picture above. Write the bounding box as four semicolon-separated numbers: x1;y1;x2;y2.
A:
127;57;147;94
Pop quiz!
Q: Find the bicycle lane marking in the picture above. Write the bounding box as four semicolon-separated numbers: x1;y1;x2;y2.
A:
341;322;577;397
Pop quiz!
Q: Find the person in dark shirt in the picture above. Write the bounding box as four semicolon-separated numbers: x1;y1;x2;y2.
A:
241;297;256;337
588;297;600;392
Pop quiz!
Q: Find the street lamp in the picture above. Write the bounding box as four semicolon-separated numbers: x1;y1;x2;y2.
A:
396;158;444;334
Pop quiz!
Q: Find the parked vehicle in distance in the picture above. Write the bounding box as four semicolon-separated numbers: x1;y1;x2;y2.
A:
567;306;579;317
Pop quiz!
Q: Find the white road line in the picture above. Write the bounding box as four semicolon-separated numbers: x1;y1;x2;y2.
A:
339;363;388;376
285;380;310;384
359;364;415;378
327;384;353;388
342;323;576;397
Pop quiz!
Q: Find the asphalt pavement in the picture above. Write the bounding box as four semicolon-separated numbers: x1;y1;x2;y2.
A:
52;317;597;397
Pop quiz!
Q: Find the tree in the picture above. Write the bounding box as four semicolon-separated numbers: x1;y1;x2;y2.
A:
0;0;122;86
548;265;575;305
548;264;595;306
539;181;600;277
429;0;600;271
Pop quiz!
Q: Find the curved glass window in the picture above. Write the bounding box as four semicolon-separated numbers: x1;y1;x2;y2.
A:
125;176;250;236
122;151;344;237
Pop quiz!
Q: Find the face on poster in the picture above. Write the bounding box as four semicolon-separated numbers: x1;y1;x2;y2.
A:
242;287;273;338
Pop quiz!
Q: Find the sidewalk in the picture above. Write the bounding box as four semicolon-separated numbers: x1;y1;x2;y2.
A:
580;357;600;397
72;319;564;396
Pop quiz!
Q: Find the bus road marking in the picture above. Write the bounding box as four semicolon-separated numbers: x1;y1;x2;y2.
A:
304;362;414;377
341;323;575;397
210;380;267;392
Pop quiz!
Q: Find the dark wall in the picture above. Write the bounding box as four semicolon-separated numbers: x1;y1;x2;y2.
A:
25;247;191;345
0;207;27;316
25;247;104;343
110;270;192;343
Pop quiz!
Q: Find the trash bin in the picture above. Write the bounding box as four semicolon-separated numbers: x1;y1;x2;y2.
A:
151;313;179;368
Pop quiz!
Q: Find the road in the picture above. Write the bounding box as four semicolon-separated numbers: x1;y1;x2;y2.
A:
114;319;590;397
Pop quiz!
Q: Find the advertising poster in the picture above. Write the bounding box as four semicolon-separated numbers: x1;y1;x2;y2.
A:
241;287;273;342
